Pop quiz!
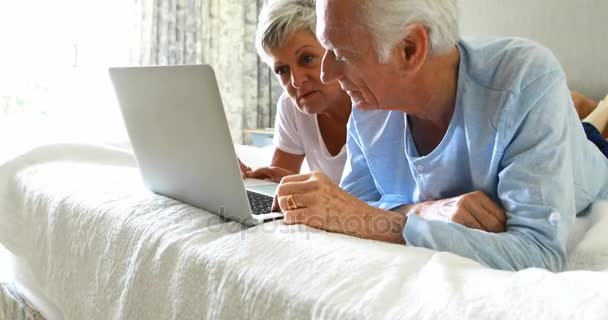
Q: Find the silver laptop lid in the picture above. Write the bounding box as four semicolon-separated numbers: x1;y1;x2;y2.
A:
109;65;258;224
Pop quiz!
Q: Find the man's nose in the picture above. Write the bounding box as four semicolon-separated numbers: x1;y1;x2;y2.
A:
320;50;342;84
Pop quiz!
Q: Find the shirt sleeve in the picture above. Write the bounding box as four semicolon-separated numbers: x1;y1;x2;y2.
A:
272;94;305;155
404;71;576;272
339;114;382;204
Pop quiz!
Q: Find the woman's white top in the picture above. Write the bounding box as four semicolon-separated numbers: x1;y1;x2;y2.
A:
272;94;347;183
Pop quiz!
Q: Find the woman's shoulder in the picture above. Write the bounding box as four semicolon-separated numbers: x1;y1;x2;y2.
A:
276;93;312;121
277;93;297;113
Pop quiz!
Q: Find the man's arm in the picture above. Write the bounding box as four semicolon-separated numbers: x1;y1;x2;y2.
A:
339;115;382;203
276;173;508;245
403;72;576;271
393;191;506;233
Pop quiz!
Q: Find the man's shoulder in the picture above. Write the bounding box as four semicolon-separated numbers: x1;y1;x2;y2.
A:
460;37;563;95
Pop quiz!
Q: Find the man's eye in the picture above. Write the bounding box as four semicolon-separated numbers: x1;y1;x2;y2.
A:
334;53;347;63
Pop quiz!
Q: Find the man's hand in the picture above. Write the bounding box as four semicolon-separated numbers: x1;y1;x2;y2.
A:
273;171;406;244
406;191;506;233
245;166;296;183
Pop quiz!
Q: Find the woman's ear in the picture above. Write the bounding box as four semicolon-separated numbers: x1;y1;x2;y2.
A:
397;23;428;73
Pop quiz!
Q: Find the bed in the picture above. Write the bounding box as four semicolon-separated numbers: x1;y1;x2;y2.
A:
3;1;608;319
0;143;608;320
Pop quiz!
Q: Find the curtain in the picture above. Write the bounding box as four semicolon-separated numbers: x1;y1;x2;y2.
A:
134;0;284;144
1;283;45;320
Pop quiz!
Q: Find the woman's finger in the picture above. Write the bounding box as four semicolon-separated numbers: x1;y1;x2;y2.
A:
265;167;295;182
246;167;272;179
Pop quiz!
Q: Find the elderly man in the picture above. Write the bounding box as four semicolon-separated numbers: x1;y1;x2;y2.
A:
274;0;608;271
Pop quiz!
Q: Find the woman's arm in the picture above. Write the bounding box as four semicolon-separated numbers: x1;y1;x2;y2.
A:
270;148;305;174
245;148;305;183
244;94;307;182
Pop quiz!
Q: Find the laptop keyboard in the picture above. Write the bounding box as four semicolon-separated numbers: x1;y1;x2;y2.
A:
247;191;274;215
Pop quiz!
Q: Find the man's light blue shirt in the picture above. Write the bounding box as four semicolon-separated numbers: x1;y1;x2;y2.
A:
340;38;608;272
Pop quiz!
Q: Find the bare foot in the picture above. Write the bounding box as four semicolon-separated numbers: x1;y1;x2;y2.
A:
571;91;598;119
583;93;608;139
600;97;608;138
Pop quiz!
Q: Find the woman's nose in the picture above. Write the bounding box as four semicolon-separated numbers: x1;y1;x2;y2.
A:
290;68;307;88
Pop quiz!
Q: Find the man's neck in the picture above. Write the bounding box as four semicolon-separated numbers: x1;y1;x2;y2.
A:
319;92;352;125
403;46;461;156
404;46;461;133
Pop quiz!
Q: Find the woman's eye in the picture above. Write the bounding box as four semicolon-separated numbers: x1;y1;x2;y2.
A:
274;66;289;75
300;54;314;64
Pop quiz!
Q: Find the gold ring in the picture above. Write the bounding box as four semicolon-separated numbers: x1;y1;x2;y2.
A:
287;194;298;210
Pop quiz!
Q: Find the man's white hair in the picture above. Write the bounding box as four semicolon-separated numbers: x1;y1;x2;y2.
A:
361;0;460;62
255;0;317;63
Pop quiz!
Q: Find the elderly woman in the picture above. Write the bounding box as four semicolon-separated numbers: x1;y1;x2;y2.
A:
238;0;351;184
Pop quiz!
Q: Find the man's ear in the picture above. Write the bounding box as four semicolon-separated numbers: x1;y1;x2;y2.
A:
397;23;428;73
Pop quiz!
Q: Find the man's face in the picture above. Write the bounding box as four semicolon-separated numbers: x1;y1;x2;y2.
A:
316;0;404;110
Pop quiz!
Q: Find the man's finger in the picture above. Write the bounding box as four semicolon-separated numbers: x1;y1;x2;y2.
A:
451;209;484;231
477;195;507;225
464;199;504;232
277;192;319;211
465;191;506;225
271;192;280;212
276;179;320;197
280;173;312;184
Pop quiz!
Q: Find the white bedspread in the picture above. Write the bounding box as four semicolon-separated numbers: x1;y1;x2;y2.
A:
1;144;607;320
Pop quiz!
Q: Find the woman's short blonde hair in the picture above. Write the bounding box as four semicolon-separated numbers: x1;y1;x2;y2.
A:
255;0;316;63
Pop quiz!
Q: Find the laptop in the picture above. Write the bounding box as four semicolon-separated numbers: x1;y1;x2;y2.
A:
109;64;283;226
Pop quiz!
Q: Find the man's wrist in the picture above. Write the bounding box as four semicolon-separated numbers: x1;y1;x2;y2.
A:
392;203;419;216
360;207;407;244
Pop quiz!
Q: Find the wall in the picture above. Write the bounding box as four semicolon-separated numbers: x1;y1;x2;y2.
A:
460;0;608;100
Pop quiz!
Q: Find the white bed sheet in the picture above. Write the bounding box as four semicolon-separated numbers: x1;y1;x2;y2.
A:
1;144;607;320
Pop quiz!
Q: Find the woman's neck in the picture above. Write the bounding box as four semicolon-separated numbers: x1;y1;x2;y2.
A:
316;92;352;157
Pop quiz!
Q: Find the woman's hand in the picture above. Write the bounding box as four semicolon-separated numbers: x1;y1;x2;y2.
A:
245;166;297;183
238;158;251;179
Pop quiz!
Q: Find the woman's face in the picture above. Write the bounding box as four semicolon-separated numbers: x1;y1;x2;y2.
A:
267;30;345;114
